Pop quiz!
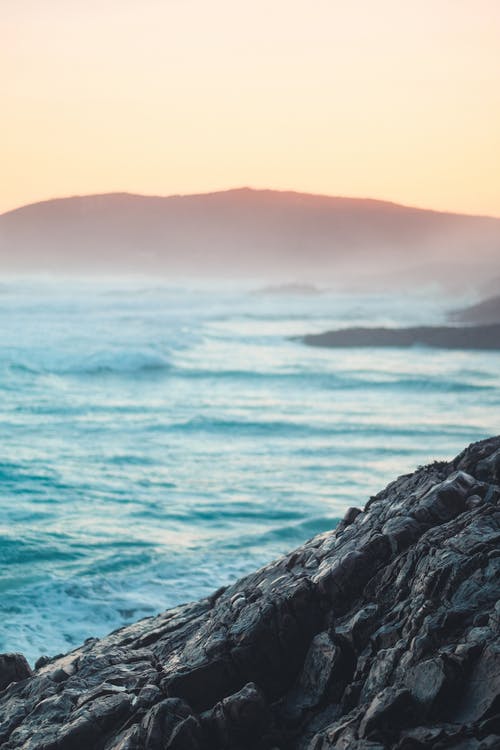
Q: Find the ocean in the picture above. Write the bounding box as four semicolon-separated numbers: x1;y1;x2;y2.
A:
1;278;498;663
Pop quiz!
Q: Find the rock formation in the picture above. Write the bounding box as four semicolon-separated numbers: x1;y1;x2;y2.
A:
1;436;499;749
300;324;500;350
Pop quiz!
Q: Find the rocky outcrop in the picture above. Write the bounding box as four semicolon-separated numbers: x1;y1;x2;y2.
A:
0;657;31;694
300;325;500;350
1;436;499;749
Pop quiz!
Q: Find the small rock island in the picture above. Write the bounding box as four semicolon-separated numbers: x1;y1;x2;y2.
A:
1;436;499;749
301;324;500;350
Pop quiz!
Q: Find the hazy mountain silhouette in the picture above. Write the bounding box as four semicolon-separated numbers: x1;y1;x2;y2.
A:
0;188;498;289
450;294;500;325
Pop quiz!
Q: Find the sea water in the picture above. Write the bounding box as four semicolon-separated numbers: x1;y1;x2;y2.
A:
1;278;498;663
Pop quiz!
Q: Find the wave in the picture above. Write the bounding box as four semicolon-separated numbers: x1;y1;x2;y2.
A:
2;340;496;389
172;367;494;392
6;349;172;376
0;535;80;567
161;416;487;439
76;350;171;375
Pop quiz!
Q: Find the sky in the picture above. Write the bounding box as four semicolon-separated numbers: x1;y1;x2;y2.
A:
2;0;500;216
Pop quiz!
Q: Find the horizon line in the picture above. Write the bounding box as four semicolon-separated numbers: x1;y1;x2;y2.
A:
2;185;500;221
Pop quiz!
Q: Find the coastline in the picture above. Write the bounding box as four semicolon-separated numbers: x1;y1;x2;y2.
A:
300;323;500;350
1;436;499;749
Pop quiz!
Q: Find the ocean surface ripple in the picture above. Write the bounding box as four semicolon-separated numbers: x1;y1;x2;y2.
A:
1;279;498;662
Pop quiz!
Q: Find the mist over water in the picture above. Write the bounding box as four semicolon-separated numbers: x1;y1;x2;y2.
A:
1;278;498;662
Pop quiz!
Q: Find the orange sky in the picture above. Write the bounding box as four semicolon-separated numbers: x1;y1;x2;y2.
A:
2;0;500;216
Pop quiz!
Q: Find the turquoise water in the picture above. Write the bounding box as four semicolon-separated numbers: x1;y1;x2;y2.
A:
1;279;498;662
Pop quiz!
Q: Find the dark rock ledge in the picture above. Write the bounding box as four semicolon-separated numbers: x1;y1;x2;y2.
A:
300;324;500;350
1;437;500;750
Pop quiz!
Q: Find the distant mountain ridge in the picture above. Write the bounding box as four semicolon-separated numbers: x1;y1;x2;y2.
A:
0;188;498;289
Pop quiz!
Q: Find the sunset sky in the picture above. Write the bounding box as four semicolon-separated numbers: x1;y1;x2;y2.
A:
2;0;500;216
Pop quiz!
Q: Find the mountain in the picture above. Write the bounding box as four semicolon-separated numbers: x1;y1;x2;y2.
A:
450;294;500;325
0;188;499;289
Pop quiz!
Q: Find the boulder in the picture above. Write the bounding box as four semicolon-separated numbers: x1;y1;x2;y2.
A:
0;653;32;691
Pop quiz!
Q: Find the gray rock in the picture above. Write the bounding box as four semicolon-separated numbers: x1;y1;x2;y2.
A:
1;435;500;749
200;682;268;747
358;687;417;740
0;653;32;691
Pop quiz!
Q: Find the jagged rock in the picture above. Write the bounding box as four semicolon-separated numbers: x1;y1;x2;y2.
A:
404;656;455;712
358;687;418;740
200;682;269;747
0;655;32;692
141;698;202;749
1;436;500;749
